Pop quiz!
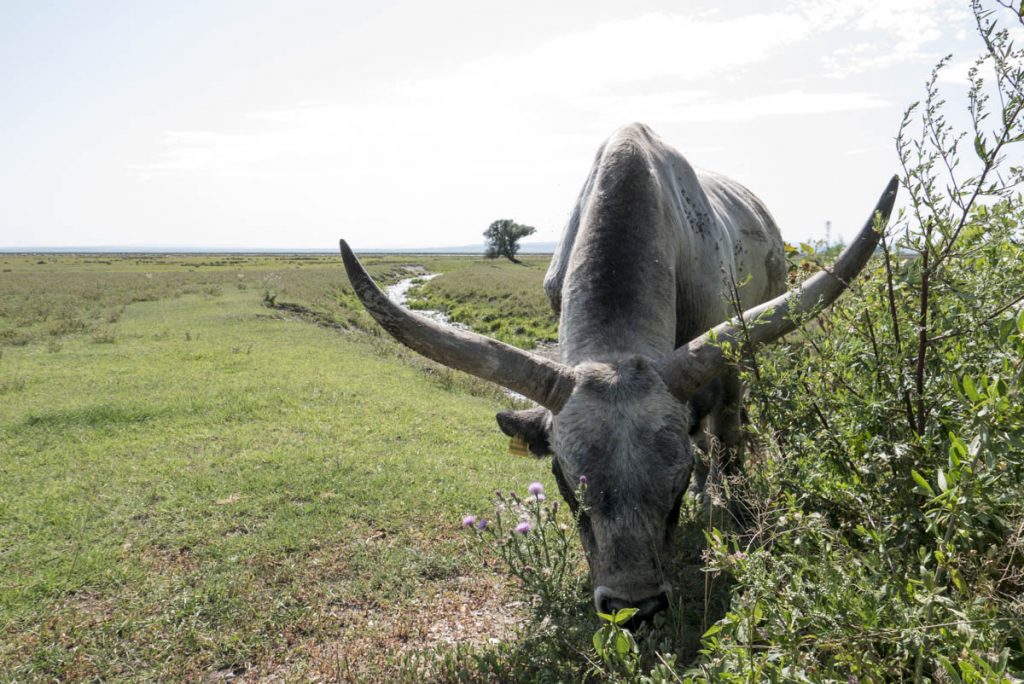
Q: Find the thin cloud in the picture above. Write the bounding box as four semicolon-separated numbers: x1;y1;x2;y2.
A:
406;9;821;100
814;0;972;77
137;3;901;176
124;0;979;248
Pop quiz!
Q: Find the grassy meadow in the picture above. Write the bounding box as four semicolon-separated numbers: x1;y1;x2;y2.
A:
0;253;593;680
3;235;1023;682
6;3;1024;682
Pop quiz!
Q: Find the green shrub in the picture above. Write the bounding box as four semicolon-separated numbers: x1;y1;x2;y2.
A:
698;4;1024;680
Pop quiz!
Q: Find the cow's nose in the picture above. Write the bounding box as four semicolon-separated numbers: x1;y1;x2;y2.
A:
594;587;670;625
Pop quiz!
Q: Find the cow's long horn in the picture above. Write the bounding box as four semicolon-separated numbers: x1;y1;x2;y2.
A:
660;175;899;401
339;240;576;412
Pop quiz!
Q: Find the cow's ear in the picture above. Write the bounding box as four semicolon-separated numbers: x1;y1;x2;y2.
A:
496;407;553;457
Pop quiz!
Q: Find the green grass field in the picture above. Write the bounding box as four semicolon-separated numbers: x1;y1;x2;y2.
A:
0;254;578;680
6;247;1019;682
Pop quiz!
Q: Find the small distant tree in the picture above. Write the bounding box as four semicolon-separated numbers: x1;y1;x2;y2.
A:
483;219;535;264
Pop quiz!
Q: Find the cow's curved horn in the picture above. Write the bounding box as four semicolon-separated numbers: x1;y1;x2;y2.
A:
660;175;899;401
339;240;576;412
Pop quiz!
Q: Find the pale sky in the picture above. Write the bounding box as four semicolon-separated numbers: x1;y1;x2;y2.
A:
0;0;1005;249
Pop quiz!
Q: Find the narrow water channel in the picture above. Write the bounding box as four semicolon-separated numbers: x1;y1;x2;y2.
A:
385;273;471;331
384;271;533;402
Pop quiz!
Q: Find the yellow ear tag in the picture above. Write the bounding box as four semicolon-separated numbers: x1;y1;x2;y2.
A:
508;435;529;457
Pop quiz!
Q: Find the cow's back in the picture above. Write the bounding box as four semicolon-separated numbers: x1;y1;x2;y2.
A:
545;124;786;359
696;170;786;310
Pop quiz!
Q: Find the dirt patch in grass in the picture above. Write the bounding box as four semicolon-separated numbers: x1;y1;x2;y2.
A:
136;543;200;575
1;591;121;681
246;571;527;681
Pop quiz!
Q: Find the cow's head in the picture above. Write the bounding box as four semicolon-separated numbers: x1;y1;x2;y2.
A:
339;176;897;622
552;358;691;618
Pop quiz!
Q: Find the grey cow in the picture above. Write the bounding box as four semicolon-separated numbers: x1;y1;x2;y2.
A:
541;123;788;496
340;122;897;623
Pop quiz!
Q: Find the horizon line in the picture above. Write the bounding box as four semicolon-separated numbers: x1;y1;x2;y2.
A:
0;241;558;255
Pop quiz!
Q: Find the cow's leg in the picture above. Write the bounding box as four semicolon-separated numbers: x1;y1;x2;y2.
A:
701;369;744;504
704;368;753;526
688;432;711;497
712;368;745;477
686;372;744;501
685;379;721;497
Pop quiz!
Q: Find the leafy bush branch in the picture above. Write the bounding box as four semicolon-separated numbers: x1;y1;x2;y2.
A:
708;2;1024;680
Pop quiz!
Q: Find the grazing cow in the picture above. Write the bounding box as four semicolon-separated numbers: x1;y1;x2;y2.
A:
340;123;897;623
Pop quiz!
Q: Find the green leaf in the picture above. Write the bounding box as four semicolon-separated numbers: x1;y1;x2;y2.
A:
937;655;964;684
974;133;988;161
937;469;948;492
614;632;630;656
593;630;607;652
612;607;639;625
963;375;981;403
961;659;980;678
950;567;967;595
912;469;935;496
949;431;966;466
702;624;723;638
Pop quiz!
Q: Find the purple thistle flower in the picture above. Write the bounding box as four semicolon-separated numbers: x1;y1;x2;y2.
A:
528;481;544;496
476;519;489;531
461;515;477;528
578;475;588;486
514;521;532;534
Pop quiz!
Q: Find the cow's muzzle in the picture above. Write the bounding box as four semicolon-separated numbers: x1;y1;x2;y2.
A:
594;585;670;626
